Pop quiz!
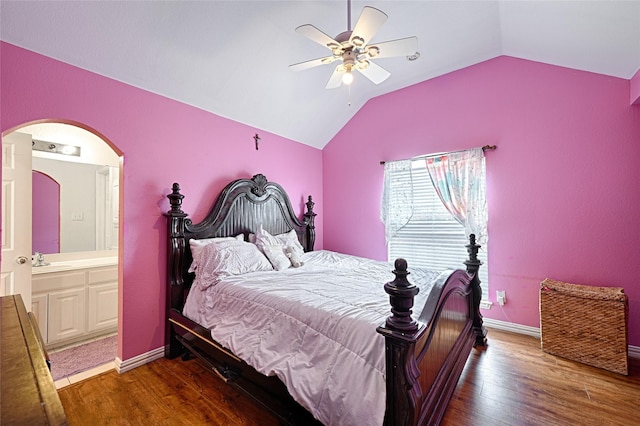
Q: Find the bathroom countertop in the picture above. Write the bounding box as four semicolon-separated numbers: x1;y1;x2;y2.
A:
32;257;118;275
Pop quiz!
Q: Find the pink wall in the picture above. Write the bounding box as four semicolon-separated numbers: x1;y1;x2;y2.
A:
4;41;639;357
32;171;60;254
1;42;323;361
631;68;640;105
323;56;640;347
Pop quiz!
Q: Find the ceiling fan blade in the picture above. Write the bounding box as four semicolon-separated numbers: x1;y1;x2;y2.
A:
349;6;388;47
355;60;391;85
325;66;344;89
369;36;418;59
289;56;337;72
295;24;341;50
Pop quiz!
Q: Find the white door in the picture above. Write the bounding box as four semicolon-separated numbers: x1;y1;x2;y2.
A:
1;132;32;308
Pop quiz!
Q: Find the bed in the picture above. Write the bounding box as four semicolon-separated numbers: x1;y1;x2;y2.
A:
165;173;487;426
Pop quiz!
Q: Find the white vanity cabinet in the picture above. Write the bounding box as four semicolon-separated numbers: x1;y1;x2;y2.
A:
30;293;48;338
87;267;118;333
48;286;86;343
32;262;117;349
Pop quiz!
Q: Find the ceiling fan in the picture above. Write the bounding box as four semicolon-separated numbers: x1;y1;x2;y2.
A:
289;0;419;89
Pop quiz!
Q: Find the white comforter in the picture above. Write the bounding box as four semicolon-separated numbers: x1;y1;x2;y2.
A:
183;250;439;426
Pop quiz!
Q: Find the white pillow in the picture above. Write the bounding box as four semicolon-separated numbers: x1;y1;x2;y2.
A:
189;234;243;273
255;225;305;267
195;239;273;289
277;229;305;259
284;245;304;268
254;225;281;252
262;244;291;271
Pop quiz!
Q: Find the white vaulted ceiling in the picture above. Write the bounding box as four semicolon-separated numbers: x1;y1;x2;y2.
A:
2;1;639;149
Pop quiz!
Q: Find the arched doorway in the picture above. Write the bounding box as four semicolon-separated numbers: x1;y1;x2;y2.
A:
1;120;123;383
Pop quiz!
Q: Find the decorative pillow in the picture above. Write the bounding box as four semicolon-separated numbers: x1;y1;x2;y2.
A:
255;225;305;267
188;234;243;273
284;245;304;268
254;225;281;252
262;244;291;271
195;239;273;289
277;229;305;259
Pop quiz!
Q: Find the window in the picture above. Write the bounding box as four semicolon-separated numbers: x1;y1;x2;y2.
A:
386;159;489;302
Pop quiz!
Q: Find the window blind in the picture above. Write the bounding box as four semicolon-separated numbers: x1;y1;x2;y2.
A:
387;160;489;300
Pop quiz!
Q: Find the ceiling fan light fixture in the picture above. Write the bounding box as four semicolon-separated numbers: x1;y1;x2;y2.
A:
351;36;365;47
291;2;417;89
357;60;370;70
342;69;354;85
366;46;379;58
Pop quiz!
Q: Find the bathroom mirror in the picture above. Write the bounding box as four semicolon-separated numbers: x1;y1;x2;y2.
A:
33;171;61;253
21;122;120;255
32;158;119;254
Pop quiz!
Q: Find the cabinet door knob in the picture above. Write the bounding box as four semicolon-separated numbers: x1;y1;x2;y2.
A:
16;256;28;265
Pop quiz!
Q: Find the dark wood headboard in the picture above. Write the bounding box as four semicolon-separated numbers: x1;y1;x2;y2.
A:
165;174;316;311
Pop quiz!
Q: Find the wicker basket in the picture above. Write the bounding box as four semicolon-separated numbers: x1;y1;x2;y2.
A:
539;278;628;375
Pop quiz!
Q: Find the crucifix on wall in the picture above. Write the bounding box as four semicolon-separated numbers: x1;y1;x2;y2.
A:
253;133;261;150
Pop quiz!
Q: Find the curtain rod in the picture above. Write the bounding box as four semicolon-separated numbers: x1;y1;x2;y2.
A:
379;144;496;165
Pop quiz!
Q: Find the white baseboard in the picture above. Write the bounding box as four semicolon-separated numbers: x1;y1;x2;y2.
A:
111;321;640;373
483;318;640;360
484;318;540;338
114;346;165;374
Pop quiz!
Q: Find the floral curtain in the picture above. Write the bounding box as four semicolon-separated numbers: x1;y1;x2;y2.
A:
425;147;488;244
380;159;413;243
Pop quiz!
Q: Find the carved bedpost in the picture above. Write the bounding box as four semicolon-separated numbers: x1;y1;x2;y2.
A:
165;183;189;358
464;234;487;347
303;195;316;251
377;259;423;426
384;259;420;331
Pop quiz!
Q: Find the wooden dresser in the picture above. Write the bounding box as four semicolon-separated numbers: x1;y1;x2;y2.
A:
1;294;68;425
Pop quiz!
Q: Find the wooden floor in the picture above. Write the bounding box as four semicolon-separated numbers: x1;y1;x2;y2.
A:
58;328;640;425
441;329;640;426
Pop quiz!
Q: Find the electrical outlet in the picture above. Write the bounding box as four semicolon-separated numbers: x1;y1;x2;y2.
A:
496;290;506;306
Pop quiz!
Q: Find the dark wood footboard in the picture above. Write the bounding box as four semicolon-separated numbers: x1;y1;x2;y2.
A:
377;234;486;426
